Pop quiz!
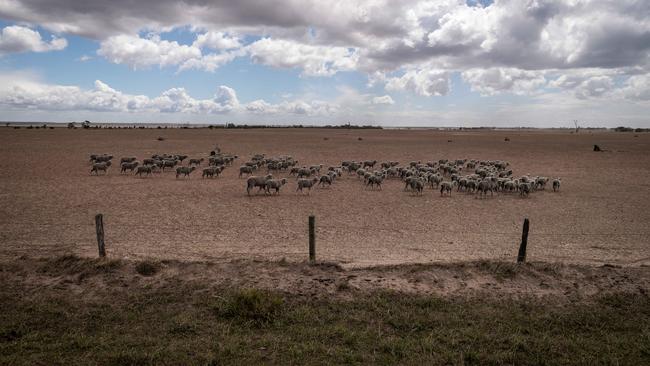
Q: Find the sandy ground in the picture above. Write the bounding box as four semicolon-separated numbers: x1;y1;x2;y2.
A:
1;127;649;267
3;256;649;302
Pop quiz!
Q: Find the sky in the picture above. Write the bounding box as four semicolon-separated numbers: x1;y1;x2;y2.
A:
0;0;648;127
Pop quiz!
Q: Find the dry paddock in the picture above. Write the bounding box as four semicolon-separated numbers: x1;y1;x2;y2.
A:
1;127;649;267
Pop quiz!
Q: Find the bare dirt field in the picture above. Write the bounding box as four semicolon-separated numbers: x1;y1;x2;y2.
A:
1;127;649;267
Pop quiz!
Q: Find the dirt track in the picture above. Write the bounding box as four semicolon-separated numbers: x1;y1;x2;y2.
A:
1;127;649;266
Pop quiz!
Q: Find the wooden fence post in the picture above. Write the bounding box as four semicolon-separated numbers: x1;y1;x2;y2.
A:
95;214;106;258
517;218;529;263
309;215;315;262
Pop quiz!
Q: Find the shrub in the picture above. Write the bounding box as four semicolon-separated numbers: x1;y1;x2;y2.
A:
135;260;159;276
217;288;284;326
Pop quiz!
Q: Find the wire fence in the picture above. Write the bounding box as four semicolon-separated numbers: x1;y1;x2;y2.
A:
1;215;648;265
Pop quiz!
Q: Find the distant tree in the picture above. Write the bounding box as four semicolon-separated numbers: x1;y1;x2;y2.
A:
82;120;91;129
67;122;75;129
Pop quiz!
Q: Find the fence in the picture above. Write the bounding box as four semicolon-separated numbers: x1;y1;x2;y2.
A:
1;215;648;266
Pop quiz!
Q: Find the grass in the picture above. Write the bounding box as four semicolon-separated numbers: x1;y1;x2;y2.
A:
1;259;649;365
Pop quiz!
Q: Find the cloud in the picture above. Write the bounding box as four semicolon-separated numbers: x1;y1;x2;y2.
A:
0;25;66;55
0;75;341;116
247;38;359;76
617;74;650;101
461;68;547;96
97;33;245;72
385;69;450;96
193;31;241;50
1;0;650;102
371;95;394;105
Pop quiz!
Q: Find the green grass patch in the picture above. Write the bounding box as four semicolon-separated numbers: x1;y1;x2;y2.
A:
1;267;649;365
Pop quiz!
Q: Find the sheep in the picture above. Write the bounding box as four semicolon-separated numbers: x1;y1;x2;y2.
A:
143;158;157;166
296;167;313;178
428;174;443;188
120;161;139;174
552;178;561;192
363;160;377;169
161;159;179;171
408;178;425;195
90;161;111;175
120;156;136;164
239;165;256;178
535;177;548;190
519;182;532;197
246;174;273;195
188;158;204;166
202;166;223;178
503;180;517;192
93;154;113;163
175;166;196;178
476;179;494;198
465;179;478;193
134;165;152;177
319;175;333;188
366;174;384;190
265;178;288;195
297;177;319;194
440;181;455;196
309;164;323;173
174;154;188;162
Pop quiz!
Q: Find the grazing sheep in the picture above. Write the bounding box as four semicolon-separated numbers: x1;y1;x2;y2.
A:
319;175;333;188
363;160;377;169
366;174;384;190
265;178;288;194
188;158;204;166
553;178;561;192
428;174;443;188
297;177;319;194
202;166;223;178
408;178;425;195
161;159;179;171
134;165;152;177
174;154;188;162
297;167;313;178
519;182;532;197
150;165;161;174
535;177;548;190
90;161;111;175
476;179;494;198
440;181;455;196
120;156;136;164
175;166;196;178
120;161;139;174
247;174;273;195
93;154;113;163
309;164;324;173
239;165;256;178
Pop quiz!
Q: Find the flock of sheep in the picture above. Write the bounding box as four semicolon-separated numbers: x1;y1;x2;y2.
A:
89;149;561;198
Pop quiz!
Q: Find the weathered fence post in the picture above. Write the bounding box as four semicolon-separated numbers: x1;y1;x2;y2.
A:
95;214;106;258
517;218;529;263
309;215;315;262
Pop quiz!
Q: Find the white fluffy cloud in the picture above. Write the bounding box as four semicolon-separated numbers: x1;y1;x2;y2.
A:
0;75;345;116
385;69;450;96
0;25;66;55
371;95;394;105
193;31;241;50
0;0;649;113
247;38;359;76
461;68;547;96
97;33;246;72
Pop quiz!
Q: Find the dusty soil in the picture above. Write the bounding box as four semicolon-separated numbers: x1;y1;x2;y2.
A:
1;127;649;267
3;256;649;301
